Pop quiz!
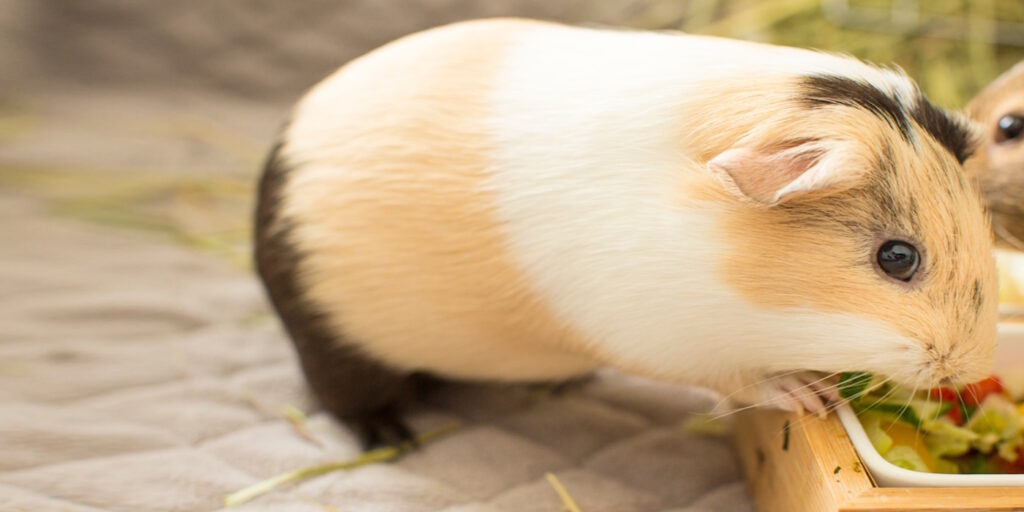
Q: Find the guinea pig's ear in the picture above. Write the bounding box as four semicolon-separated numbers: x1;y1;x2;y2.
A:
708;141;857;205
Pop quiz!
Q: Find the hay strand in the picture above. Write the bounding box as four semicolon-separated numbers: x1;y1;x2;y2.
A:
544;472;583;512
224;422;460;507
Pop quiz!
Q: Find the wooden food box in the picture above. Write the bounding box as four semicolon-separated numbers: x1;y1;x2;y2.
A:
733;409;1024;511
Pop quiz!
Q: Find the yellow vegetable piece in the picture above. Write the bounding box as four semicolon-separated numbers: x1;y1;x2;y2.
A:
882;421;944;473
884;445;930;472
861;413;893;455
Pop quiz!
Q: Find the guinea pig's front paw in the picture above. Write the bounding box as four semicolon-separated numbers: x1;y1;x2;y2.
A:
763;372;839;418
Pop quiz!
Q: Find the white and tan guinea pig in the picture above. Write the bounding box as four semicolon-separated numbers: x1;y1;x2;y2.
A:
965;60;1024;247
255;18;998;447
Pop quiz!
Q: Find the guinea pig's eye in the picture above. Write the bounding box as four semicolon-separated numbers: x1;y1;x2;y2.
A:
996;114;1023;143
876;240;920;282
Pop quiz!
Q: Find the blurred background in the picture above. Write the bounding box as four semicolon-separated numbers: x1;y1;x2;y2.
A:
2;0;1022;275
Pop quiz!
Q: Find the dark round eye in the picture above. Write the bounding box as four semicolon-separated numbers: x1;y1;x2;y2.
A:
877;240;920;282
996;114;1023;143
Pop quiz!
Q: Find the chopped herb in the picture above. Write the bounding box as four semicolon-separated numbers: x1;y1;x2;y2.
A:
855;402;922;428
958;402;976;424
833;465;841;474
837;372;873;401
782;420;791;451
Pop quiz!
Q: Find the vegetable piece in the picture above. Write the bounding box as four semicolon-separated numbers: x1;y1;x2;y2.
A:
884;445;930;472
1008;445;1024;473
883;421;946;472
933;457;961;474
999;437;1023;463
856;394;953;428
838;372;873;401
911;399;954;423
962;376;1006;407
929;386;959;402
854;401;922;428
965;452;1002;474
861;413;893;455
854;372;1024;475
966;395;1023;461
922;419;976;458
947;404;966;426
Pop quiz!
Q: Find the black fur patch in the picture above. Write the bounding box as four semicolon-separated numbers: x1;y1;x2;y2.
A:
254;138;417;449
799;74;911;140
799;74;975;165
909;97;976;165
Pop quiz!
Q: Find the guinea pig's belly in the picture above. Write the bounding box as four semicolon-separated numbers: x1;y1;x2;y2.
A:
299;253;600;381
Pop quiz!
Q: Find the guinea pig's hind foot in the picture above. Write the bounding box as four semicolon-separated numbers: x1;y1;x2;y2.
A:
350;405;418;451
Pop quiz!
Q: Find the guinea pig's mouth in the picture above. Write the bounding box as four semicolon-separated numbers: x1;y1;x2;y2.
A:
757;370;840;417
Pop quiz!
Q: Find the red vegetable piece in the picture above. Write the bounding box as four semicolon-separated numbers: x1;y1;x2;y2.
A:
961;376;1005;407
928;387;958;402
993;450;1024;474
1013;445;1024;472
947;405;964;426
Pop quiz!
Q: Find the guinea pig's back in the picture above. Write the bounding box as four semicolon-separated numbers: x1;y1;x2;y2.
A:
266;18;601;381
261;18;914;383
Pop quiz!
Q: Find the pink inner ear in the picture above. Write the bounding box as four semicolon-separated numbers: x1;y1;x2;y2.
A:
709;147;823;204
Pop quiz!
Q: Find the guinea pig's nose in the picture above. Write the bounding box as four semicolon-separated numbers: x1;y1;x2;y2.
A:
926;346;956;383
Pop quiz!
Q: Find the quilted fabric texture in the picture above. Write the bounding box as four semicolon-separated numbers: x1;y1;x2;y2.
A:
0;194;754;511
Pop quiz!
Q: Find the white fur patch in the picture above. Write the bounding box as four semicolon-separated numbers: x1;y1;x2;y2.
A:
486;25;923;389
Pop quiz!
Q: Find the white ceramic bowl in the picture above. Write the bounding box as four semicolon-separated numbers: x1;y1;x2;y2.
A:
837;322;1024;487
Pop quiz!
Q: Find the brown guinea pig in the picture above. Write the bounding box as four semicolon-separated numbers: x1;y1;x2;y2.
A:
966;60;1024;248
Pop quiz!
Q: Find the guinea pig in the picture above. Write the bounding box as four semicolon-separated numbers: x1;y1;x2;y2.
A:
965;60;1024;248
255;18;998;448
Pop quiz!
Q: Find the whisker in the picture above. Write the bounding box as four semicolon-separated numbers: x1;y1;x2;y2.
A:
709;378;830;421
767;372;841;403
911;379;925;444
710;369;810;410
778;373;880;432
707;402;771;421
954;383;969;428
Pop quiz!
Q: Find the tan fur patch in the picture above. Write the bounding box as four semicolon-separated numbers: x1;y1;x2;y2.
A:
696;79;998;385
277;19;598;380
673;77;803;205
